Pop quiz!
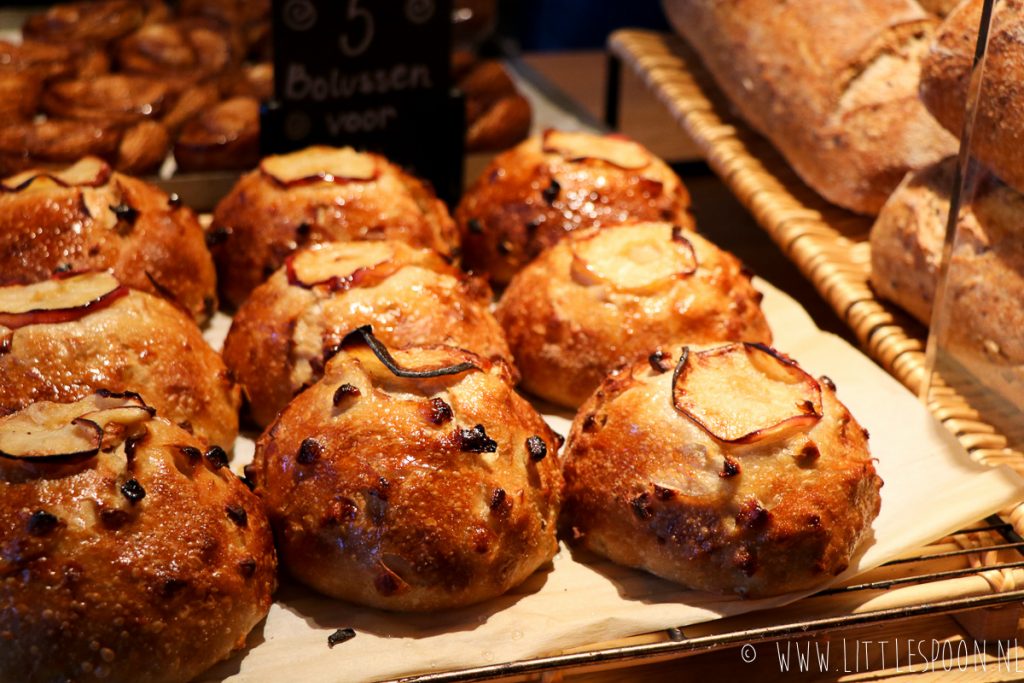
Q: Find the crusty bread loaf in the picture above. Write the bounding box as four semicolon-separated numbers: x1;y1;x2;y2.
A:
870;157;1024;409
920;0;1024;194
662;0;957;215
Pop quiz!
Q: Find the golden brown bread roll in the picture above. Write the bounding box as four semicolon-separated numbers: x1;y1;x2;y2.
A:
251;328;562;611
662;0;957;215
173;96;260;173
0;120;168;177
0;39;110;82
562;342;882;597
458;59;532;153
870;158;1024;409
224;62;273;101
23;0;169;46
210;146;460;308
920;0;1024;194
178;0;270;56
115;18;241;87
496;223;771;407
456;131;693;285
0;393;275;683
0;272;240;448
0;158;217;322
223;240;515;427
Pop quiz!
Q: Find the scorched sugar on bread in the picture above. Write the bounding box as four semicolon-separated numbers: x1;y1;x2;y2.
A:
456;130;694;285
223;240;515;427
0;393;276;683
209;145;460;308
250;328;562;611
0;272;240;448
561;343;882;597
496;222;771;408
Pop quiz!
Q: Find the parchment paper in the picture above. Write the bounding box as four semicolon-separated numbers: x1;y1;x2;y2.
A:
199;278;1024;683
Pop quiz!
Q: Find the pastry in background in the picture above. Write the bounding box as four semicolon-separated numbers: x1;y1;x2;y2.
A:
0;73;41;122
0;158;217;322
41;74;172;126
663;0;956;215
173;96;260;172
870;157;1024;409
457;58;532;153
23;0;169;46
209;145;460;308
0;273;240;449
562;342;882;597
114;18;243;88
223;240;515;427
457;130;693;285
0;393;275;683
920;0;1024;194
497;223;771;407
251;328;562;611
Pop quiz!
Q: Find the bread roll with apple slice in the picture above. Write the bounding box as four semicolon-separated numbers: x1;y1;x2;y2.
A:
0;157;216;322
223;240;514;427
0;392;275;683
562;343;882;597
250;327;561;611
496;222;771;407
456;130;693;285
0;272;239;448
209;145;460;308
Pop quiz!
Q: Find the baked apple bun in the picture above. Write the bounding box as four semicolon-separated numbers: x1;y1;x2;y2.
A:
251;327;562;611
223;240;515;427
0;272;239;448
0;392;276;683
210;145;460;308
496;223;771;407
456;130;694;284
0;157;216;321
561;342;882;597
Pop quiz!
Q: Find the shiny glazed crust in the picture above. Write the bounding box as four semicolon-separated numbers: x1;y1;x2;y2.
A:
252;342;563;611
496;223;771;407
0;120;169;177
23;0;169;45
210;146;460;308
562;345;882;597
223;241;515;427
0;397;276;683
0;159;217;322
458;132;692;284
173;96;260;172
456;133;694;285
0;285;240;448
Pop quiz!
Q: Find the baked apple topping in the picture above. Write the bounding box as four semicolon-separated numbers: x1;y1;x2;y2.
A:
542;129;652;170
260;146;379;187
570;225;697;293
672;343;823;444
0;272;127;329
285;243;398;291
0;156;112;192
0;392;153;462
338;326;480;380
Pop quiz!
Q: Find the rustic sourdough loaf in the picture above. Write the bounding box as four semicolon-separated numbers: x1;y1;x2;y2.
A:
920;0;1024;194
663;0;957;215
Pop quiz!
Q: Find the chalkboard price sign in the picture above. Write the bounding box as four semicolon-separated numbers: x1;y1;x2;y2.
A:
264;0;464;203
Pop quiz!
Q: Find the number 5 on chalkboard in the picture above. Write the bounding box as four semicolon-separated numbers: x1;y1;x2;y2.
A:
339;0;373;57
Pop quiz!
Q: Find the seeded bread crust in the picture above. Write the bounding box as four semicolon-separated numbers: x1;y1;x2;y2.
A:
0;285;239;448
562;346;882;597
920;0;1024;194
252;342;563;611
223;241;515;427
496;223;771;408
210;146;460;308
870;157;1024;410
0;398;276;683
456;133;693;286
663;0;957;215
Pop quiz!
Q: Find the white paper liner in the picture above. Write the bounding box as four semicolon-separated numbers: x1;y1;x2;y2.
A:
199;277;1024;683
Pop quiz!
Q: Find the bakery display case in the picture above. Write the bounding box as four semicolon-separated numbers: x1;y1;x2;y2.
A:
2;0;1024;681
